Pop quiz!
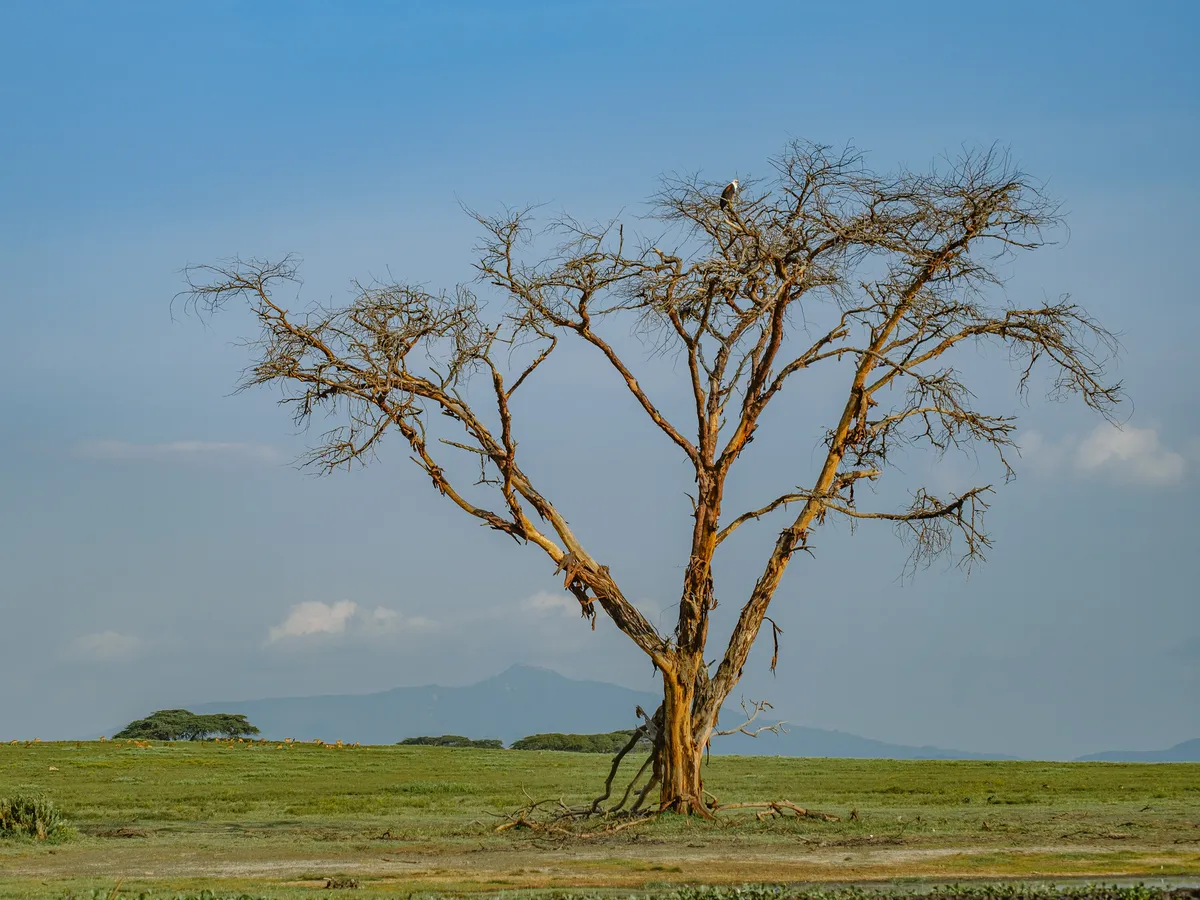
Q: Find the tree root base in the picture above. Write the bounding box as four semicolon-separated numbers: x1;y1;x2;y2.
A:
494;794;841;839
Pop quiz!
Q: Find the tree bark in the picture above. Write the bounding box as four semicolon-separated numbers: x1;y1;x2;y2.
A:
655;666;711;815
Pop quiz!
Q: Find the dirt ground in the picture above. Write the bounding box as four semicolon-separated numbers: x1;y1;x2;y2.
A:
5;836;1200;894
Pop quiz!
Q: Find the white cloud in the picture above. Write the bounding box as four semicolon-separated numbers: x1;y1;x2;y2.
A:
69;630;141;663
1075;423;1186;486
1019;423;1187;486
268;600;358;642
267;601;438;644
77;440;283;465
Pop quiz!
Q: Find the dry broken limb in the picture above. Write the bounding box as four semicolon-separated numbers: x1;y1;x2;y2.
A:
714;697;786;739
590;720;654;815
496;712;662;830
706;800;841;822
183;139;1122;816
494;796;658;840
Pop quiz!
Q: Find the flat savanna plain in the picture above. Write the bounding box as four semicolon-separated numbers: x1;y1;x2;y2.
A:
1;742;1198;898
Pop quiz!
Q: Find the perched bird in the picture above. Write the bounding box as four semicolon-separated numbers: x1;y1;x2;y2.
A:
720;179;739;212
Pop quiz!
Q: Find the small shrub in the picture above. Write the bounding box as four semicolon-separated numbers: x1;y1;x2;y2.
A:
386;780;480;795
0;793;73;841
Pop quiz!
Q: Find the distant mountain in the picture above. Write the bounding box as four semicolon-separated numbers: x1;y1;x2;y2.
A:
186;664;1015;759
1075;738;1200;762
193;665;658;746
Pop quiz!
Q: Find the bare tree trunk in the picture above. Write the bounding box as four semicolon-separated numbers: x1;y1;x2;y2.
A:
655;666;710;815
656;482;719;815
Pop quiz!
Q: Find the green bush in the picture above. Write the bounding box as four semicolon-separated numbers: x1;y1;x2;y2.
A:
397;734;503;748
511;730;651;753
0;793;73;841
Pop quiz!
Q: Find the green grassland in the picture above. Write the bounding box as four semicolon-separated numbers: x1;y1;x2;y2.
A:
1;740;1197;898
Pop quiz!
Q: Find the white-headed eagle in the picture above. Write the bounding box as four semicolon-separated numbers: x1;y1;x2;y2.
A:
720;178;738;212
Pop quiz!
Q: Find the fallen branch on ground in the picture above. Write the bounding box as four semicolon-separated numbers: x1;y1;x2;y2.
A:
494;797;658;839
708;800;841;822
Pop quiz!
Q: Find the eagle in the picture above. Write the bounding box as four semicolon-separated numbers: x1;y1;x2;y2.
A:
719;178;738;212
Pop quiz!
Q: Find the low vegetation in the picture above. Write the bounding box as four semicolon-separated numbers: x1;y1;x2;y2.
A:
113;710;260;741
663;890;1198;900
398;731;661;751
47;886;1200;900
511;730;653;752
397;735;503;748
1;741;1197;898
0;794;72;841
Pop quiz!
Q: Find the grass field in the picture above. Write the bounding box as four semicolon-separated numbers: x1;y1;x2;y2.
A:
1;740;1198;898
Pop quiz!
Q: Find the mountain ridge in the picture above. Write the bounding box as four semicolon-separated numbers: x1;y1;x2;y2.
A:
91;665;1200;761
1074;738;1200;762
187;664;1016;759
193;664;657;747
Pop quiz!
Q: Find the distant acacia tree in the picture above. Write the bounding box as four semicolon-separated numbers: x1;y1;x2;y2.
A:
203;713;261;739
398;735;504;749
115;710;260;741
184;141;1119;815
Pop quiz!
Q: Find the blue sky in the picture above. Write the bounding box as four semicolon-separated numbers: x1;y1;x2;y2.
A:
1;1;1197;758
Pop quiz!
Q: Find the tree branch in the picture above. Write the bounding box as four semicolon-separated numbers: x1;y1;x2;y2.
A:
714;698;786;738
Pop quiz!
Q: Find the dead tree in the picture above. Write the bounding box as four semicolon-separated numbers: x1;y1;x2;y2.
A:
182;141;1121;816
